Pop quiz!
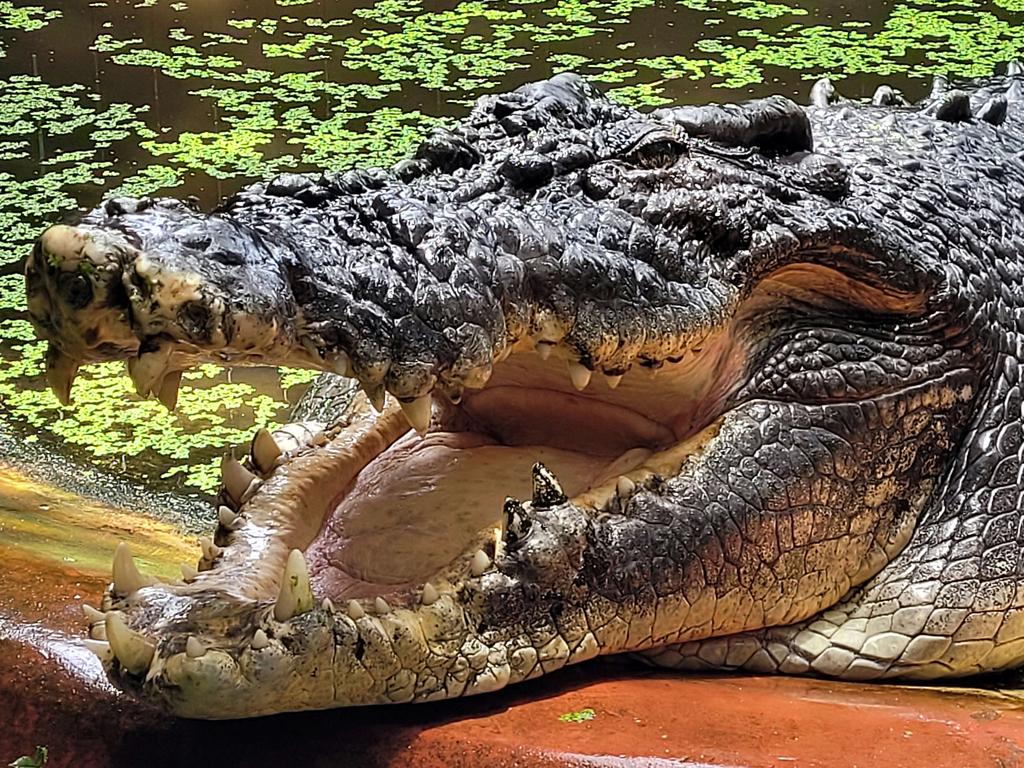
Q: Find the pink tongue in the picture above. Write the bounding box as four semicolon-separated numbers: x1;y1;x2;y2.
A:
305;431;610;602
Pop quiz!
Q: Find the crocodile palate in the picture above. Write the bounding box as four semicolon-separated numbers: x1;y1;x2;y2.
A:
22;67;1024;718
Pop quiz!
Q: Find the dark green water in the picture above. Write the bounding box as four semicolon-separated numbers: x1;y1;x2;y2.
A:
0;0;1021;499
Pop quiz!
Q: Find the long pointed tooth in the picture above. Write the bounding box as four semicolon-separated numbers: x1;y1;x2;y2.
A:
470;549;491;576
185;636;205;658
221;455;257;505
536;341;554;360
112;542;155;596
421;582;439;606
82;604;105;624
374;596;390;614
156;370;182;410
45;345;79;405
251;629;270;650
90;623;107;641
605;373;623;389
347;599;365;620
321;597;335;613
83;638;113;663
105;611;155;675
399;395;432;435
274;549;314;622
617;475;636;499
127;344;172;398
568;361;591;391
531;462;566;508
251;428;282;474
332;351;351;377
218;505;240;530
361;383;385;412
199;536;222;561
180;563;198;581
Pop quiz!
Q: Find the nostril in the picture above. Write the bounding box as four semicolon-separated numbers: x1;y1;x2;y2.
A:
58;272;94;310
178;299;213;342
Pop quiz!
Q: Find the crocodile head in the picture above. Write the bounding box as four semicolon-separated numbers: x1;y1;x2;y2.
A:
24;72;1016;718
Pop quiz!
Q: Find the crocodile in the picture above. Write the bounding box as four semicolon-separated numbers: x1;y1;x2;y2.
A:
20;65;1024;719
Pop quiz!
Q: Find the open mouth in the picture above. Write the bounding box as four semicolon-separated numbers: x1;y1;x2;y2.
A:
302;337;739;606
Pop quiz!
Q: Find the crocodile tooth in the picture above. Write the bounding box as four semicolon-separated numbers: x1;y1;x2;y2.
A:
503;496;530;544
536;340;555;360
83;638;113;664
421;583;439;606
374;596;390;614
250;428;282;474
470;549;492;576
45;345;79;405
568;361;592;391
105;611;155;675
399;395;432;435
217;505;240;530
82;604;105;624
361;383;386;412
156;370;182;411
185;636;206;659
617;475;636;499
531;462;566;508
127;344;172;398
199;536;222;561
251;629;269;650
112;542;155;596
605;374;623;389
180;563;198;581
221;455;256;505
274;549;315;622
347;600;365;620
321;597;335;612
332;351;351;377
90;623;107;641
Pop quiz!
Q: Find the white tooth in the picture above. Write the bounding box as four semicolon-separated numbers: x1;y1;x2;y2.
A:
251;629;270;650
332;351;352;376
180;563;198;581
470;549;491;576
617;475;636;498
112;542;155;596
361;383;385;412
221;455;256;505
128;344;172;398
605;374;623;389
347;600;365;620
105;611;155;675
45;346;79;406
82;604;105;624
568;361;592;391
399;395;432;435
185;636;205;659
83;638;113;663
322;597;335;612
374;596;390;614
274;549;314;622
156;370;182;410
217;506;240;530
199;536;222;561
421;583;439;606
90;623;108;641
536;341;554;360
251;428;282;474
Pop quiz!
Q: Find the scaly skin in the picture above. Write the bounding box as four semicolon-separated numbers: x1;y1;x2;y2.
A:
20;67;1024;718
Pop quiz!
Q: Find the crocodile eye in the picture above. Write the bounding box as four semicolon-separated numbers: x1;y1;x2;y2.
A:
58;272;93;310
